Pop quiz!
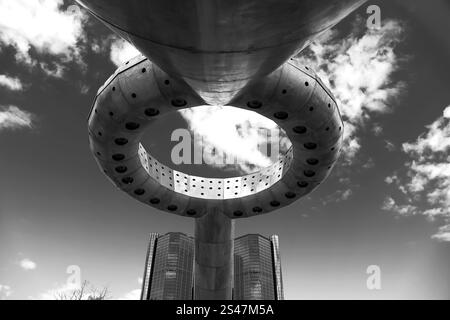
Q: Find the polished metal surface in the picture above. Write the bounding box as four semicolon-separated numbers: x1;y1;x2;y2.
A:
77;0;365;104
88;56;343;219
140;233;159;300
270;235;284;300
81;0;366;301
194;210;235;300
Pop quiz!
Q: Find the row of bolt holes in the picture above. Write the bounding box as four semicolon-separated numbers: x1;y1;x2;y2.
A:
102;78;340;150
100;62;318;214
110;63;340;146
97;75;334;204
105;107;328;180
137;182;308;217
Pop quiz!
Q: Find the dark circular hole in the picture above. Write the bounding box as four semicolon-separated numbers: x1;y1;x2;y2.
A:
305;66;309;70
112;154;125;161
122;177;134;184
247;100;262;109
109;112;114;116
187;209;197;216
98;132;102;136
270;201;281;207
298;181;309;188
96;152;101;156
282;89;287;94
304;142;317;150
253;207;263;213
304;170;316;178
164;80;170;85
328;103;331;108
307;159;319;166
326;127;330;131
167;205;178;212
305;82;309;87
274;111;288;120
94;109;98;114
141;68;146;73
115;166;128;173
134;189;145;196
112;87;116;91
115;138;128;146
145;108;159;117
126;122;140;130
150;198;160;205
285;192;296;199
331;147;336;151
234;210;244;217
309;107;314;112
171;99;187;107
293;126;307;134
131;93;137;98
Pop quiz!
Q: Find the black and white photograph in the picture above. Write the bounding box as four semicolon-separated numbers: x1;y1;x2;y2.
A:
0;0;449;308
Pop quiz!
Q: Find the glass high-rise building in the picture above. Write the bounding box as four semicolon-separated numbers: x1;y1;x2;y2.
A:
141;232;283;300
141;232;194;300
233;234;284;300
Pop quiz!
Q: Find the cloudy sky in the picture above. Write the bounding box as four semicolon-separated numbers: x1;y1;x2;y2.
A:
1;0;449;300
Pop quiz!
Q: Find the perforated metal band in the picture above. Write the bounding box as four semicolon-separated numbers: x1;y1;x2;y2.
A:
88;55;343;219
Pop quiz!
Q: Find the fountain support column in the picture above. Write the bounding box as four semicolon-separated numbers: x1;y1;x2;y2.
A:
194;209;235;300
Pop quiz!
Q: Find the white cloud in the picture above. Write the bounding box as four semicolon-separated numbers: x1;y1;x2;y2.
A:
0;74;23;91
19;258;37;271
382;197;417;217
295;20;405;164
39;282;79;300
383;106;450;241
385;140;396;152
0;1;86;72
179;105;291;174
0;284;12;300
0;106;34;131
119;289;141;300
403;106;450;159
431;225;450;242
119;278;142;300
109;38;140;67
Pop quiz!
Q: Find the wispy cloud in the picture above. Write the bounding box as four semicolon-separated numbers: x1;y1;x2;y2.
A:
179;106;291;174
39;282;79;300
119;289;141;300
119;278;142;300
295;20;406;164
0;284;12;300
178;20;406;180
0;74;23;91
109;38;141;67
0;0;87;75
432;225;450;242
0;106;34;131
19;258;37;271
383;105;450;241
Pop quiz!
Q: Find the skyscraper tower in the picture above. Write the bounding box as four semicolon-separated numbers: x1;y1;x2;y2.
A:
78;0;367;300
141;233;194;300
141;233;284;300
234;235;284;300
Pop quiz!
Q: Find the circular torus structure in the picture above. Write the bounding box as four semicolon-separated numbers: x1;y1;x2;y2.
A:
88;55;344;219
